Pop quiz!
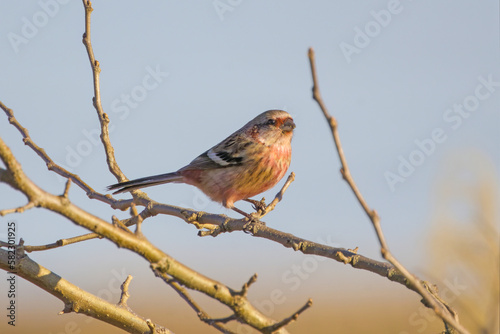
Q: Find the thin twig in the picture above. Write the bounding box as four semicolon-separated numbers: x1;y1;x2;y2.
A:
82;0;126;182
153;269;236;334
203;315;237;325
131;204;144;236
22;233;101;252
258;172;295;218
307;47;470;334
9;205;147;254
17;218;139;253
112;215;133;234
239;273;258;297
0;201;35;216
3;199;148;254
267;298;313;332
118;275;133;307
308;48;388;248
62;179;71;198
0;100;133;210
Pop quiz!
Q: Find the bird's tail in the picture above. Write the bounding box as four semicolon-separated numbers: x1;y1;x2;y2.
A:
107;172;183;194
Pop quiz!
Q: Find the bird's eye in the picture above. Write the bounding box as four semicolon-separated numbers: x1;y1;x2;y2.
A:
266;119;276;126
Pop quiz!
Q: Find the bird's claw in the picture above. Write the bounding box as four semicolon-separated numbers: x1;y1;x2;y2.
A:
244;198;267;213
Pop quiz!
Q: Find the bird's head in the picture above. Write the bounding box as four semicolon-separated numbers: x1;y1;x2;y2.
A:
246;110;296;146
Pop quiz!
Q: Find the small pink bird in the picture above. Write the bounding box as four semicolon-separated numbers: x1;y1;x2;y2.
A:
108;110;295;216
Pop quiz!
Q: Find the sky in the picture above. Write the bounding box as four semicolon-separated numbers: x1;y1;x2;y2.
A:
0;1;499;333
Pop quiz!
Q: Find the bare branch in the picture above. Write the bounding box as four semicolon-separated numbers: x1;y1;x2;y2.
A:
14;205;156;254
0;247;171;333
239;273;258;297
0;201;35;216
308;48;385;244
81;0;126;182
0;100;133;210
203;315;237;325
307;47;470;334
153;270;237;334
258;172;295;218
22;233;100;252
112;215;134;234
268;299;313;332
62;179;71;198
118;275;133;307
131;204;144;236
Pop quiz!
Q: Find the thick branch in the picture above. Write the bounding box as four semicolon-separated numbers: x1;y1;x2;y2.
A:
0;247;171;333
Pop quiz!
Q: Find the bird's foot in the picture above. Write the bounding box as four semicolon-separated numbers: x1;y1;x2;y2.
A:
244;198;267;214
231;206;252;219
242;218;266;234
231;205;266;234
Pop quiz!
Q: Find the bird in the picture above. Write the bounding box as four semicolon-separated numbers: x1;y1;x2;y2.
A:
108;109;295;217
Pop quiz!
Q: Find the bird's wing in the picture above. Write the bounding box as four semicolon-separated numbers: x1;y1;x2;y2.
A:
182;133;254;170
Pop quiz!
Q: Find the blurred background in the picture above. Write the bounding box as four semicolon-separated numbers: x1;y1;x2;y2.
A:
0;1;498;333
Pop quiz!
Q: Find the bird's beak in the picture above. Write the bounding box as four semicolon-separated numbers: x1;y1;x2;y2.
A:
281;118;296;132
